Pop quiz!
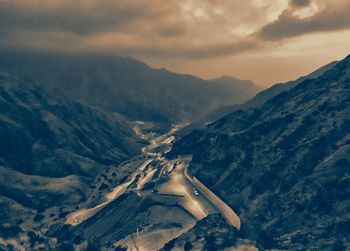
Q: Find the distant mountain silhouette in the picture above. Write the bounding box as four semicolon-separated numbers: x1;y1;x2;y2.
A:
205;60;338;122
0;50;259;125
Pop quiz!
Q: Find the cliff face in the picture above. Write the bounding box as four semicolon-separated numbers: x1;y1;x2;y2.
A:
170;56;350;249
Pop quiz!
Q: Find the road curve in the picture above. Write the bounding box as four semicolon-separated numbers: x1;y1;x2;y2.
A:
181;162;241;230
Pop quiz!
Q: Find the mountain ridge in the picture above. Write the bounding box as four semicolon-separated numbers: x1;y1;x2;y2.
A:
0;50;260;126
0;71;141;178
177;60;339;137
169;54;350;249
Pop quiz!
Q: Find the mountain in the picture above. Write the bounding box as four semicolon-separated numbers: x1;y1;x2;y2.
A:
177;61;338;137
169;55;350;249
0;50;259;126
0;72;141;226
209;76;261;104
0;72;140;178
241;60;339;110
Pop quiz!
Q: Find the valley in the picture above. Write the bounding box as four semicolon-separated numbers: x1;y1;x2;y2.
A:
1;56;349;249
3;1;350;249
1;56;349;250
64;122;240;250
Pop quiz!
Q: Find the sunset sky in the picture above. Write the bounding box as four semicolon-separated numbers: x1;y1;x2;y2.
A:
1;0;350;86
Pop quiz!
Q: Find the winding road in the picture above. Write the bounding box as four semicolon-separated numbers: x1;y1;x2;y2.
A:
66;122;240;249
175;157;241;230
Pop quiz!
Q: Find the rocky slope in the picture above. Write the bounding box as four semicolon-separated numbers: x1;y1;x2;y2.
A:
0;72;141;228
204;60;338;123
161;214;238;251
170;55;350;249
0;72;140;178
0;50;259;125
178;61;338;138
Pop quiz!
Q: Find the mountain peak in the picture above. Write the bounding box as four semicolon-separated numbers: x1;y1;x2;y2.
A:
210;75;255;85
344;53;350;61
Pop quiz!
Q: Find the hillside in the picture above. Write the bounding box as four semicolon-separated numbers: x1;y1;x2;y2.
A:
161;214;238;251
0;50;259;125
178;61;338;137
0;72;142;229
170;55;350;249
203;60;338;123
0;72;140;178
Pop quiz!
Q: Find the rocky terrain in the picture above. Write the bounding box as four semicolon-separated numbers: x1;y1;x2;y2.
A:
0;72;140;178
1;51;350;250
161;214;238;251
202;60;338;124
0;54;256;249
0;72;142;249
170;55;350;249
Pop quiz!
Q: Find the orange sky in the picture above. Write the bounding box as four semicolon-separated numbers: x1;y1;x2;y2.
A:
1;0;350;86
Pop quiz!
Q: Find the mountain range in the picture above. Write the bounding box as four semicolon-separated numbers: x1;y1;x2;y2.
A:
0;72;142;229
1;48;349;250
170;55;350;249
0;50;260;126
0;50;261;250
203;60;339;123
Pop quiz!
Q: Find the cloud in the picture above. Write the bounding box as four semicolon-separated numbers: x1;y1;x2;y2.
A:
259;0;350;40
0;0;286;59
183;39;260;59
0;29;260;60
154;23;188;37
0;0;174;35
291;0;311;7
0;0;349;64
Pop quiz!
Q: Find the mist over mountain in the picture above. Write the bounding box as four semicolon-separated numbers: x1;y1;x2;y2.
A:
203;60;339;123
209;76;260;101
170;55;350;249
177;61;339;138
0;50;259;125
0;50;261;249
1;51;349;249
1;0;350;249
240;60;339;110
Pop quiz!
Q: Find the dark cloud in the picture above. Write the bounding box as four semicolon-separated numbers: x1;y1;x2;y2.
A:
291;0;311;7
0;0;349;66
0;31;259;60
0;0;265;59
259;1;350;40
0;0;173;35
185;40;260;59
130;40;260;59
154;23;188;37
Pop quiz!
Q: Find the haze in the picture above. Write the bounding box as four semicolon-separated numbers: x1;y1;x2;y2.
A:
1;0;350;86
